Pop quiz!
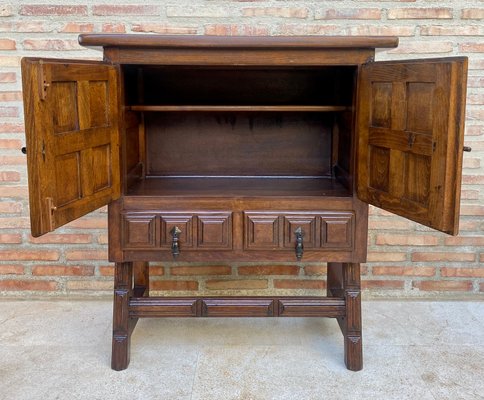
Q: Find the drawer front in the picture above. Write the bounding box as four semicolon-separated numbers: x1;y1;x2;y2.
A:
122;211;232;251
122;214;157;249
244;211;354;251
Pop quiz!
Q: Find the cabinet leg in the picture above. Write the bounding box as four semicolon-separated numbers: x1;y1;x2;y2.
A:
342;262;362;371
111;262;133;371
328;262;363;371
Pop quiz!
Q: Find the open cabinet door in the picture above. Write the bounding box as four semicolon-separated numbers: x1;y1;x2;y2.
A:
22;58;121;237
356;58;467;235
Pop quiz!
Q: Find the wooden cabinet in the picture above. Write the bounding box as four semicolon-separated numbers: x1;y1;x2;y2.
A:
21;35;468;372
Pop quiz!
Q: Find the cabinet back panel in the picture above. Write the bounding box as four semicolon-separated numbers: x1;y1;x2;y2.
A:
145;112;332;177
125;67;355;106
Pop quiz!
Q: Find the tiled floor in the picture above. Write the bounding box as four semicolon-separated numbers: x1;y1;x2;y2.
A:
0;300;483;399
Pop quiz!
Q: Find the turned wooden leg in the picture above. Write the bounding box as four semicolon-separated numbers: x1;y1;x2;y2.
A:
112;262;133;371
328;262;363;371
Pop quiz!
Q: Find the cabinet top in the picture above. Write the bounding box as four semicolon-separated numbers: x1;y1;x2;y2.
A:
78;34;399;50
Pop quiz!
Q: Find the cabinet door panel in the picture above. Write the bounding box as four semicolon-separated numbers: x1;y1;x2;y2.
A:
357;58;467;234
197;213;232;249
122;214;157;249
244;213;280;250
320;213;354;249
22;58;120;237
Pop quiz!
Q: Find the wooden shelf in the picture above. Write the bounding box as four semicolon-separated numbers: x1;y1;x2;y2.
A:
126;176;350;197
127;105;350;112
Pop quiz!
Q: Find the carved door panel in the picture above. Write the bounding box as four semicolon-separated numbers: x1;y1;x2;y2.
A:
357;58;467;234
22;58;120;236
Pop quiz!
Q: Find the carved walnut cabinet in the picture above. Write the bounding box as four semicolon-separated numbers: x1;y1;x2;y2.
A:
21;35;468;371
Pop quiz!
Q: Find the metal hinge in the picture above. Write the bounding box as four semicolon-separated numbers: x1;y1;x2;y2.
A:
38;61;50;101
45;197;57;231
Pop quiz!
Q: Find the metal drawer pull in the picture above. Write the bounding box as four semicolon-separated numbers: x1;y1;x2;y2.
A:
170;226;182;259
295;227;304;261
463;146;472;152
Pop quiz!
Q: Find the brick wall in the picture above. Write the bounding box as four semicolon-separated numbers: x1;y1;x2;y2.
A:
0;0;483;298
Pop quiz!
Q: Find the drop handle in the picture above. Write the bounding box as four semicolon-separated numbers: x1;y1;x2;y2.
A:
294;227;304;261
463;146;472;152
170;226;182;259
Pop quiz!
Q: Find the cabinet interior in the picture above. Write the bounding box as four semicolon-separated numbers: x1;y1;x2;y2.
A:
122;65;357;197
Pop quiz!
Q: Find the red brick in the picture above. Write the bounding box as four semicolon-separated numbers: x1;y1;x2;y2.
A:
413;281;473;292
346;26;415;36
441;268;484;278
205;279;267;290
99;265;114;276
0;171;20;182
388;8;452;19
97;234;109;244
480;283;484;293
23;39;81;51
368;219;412;230
389;42;453;54
277;24;341;36
0;22;48;32
204;24;270;36
150;266;165;276
468;77;484;88
304;265;327;276
65;217;107;229
0;106;18;117
171;266;231;276
242;7;308;18
238;265;299;275
0;39;16;50
411;252;476;262
362;280;404;290
0;202;22;213
0;123;23;132
0;279;57;291
20;5;87;15
375;234;439;246
0;217;30;229
460;43;484;53
463;157;481;168
461;9;484;19
0;72;16;83
461;190;480;200
150;280;198;291
0;250;59;261
0;265;24;275
0;4;14;17
367;252;407;262
93;5;160;16
0;233;22;244
444;236;484;246
61;23;95;33
0;92;22;102
67;281;113;291
461;205;484;216
274;279;325;290
29;234;92;244
32;265;95;276
372;266;436;277
132;24;197;34
421;26;484;36
0;186;28;197
102;24;126;33
66;250;107;261
316;9;381;20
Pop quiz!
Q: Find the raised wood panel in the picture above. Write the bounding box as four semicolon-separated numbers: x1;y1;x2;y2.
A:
122;214;157;249
321;213;354;249
197;213;232;249
244;213;280;250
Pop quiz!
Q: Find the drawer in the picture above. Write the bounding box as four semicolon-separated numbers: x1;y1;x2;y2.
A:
244;211;354;251
122;211;232;251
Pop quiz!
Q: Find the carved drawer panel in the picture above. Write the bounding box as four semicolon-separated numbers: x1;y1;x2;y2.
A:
244;212;280;250
283;214;318;249
122;214;157;249
160;213;194;248
320;213;354;248
197;213;232;249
